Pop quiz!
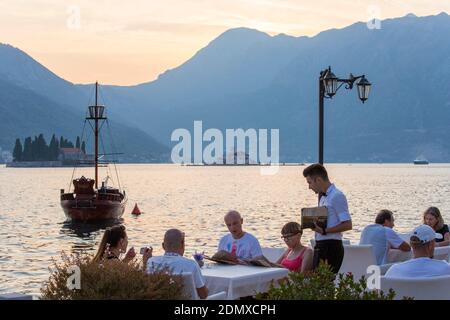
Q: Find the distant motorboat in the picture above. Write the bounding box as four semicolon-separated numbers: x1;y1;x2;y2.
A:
414;159;429;165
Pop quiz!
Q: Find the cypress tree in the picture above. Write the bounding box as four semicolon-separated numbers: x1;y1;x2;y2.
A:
49;134;58;160
55;136;60;160
76;136;81;149
13;138;23;162
81;141;86;154
31;136;38;161
23;137;32;161
37;134;47;160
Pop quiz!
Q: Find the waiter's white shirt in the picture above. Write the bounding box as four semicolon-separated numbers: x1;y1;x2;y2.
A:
316;184;351;241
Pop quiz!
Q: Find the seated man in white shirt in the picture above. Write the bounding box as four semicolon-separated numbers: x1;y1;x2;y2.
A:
360;209;411;265
385;224;450;278
146;229;208;299
217;210;263;260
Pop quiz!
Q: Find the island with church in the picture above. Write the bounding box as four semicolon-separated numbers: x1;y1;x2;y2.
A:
6;133;91;167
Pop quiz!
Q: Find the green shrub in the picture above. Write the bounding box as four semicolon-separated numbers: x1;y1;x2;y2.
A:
257;262;397;300
41;251;185;300
334;271;396;300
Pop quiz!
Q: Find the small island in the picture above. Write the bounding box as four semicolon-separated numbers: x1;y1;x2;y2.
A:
6;134;90;167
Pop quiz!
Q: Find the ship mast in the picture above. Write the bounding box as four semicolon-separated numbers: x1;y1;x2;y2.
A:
87;81;106;190
94;82;99;189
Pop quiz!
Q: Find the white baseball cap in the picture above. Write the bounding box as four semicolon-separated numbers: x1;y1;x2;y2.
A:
410;224;443;244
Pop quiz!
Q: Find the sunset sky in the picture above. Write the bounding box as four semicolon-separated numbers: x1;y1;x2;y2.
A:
1;0;448;85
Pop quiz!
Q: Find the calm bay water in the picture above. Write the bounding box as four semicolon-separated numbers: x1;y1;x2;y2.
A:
1;163;450;295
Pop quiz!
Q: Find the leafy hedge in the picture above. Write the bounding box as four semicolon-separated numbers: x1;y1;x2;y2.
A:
41;251;185;300
257;262;398;300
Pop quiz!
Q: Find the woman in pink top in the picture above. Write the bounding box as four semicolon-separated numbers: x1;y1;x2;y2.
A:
276;222;313;273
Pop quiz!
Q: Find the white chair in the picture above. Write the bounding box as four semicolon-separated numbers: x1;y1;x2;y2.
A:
338;245;377;281
380;275;450;300
434;246;450;262
379;263;395;276
181;272;227;300
261;247;285;263
0;293;35;300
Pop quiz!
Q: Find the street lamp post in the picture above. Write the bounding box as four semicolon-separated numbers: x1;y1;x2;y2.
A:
318;66;372;165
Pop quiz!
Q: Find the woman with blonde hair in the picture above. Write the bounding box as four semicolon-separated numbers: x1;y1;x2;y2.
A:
423;207;450;247
276;222;313;272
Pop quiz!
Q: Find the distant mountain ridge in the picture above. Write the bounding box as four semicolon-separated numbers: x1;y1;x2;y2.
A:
1;12;450;162
0;44;169;162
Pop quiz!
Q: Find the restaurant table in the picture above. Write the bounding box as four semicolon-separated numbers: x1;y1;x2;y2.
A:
386;232;412;263
201;263;289;300
386;249;412;263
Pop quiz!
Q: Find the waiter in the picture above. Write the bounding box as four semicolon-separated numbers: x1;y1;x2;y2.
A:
303;163;352;273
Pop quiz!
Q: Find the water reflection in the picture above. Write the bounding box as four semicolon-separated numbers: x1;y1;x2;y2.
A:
3;164;450;295
59;219;124;251
60;219;124;239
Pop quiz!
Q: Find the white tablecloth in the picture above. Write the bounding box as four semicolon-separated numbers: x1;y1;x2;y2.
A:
386;233;413;263
201;264;288;300
387;249;413;263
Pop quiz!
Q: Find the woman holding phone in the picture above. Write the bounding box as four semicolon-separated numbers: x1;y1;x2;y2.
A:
93;225;153;267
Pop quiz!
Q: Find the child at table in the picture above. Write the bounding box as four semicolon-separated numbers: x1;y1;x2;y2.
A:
276;222;313;272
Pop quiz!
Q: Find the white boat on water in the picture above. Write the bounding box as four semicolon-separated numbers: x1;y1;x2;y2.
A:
414;158;429;165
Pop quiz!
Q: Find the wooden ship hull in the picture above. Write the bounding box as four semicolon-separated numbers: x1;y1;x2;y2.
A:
61;195;127;221
61;176;127;221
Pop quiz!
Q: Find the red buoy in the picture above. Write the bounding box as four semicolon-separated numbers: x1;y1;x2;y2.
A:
131;203;142;215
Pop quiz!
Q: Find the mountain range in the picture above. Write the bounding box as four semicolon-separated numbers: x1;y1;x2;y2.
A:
1;12;449;163
0;44;169;162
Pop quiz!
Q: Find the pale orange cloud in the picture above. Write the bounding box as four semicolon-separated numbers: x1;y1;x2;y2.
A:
0;0;448;85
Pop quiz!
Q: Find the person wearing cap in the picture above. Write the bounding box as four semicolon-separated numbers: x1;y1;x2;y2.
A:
303;164;352;273
385;224;450;278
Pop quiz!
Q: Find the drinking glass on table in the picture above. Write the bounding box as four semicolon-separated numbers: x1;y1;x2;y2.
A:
193;250;205;268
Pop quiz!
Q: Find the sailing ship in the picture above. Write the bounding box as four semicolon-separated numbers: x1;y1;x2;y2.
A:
60;82;127;221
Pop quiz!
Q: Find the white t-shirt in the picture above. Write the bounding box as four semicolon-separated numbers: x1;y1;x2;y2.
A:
360;224;388;265
146;253;205;288
218;232;263;259
385;257;450;278
360;224;406;265
316;184;351;241
385;227;405;248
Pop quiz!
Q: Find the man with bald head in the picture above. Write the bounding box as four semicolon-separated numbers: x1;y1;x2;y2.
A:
218;210;263;260
146;228;208;299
